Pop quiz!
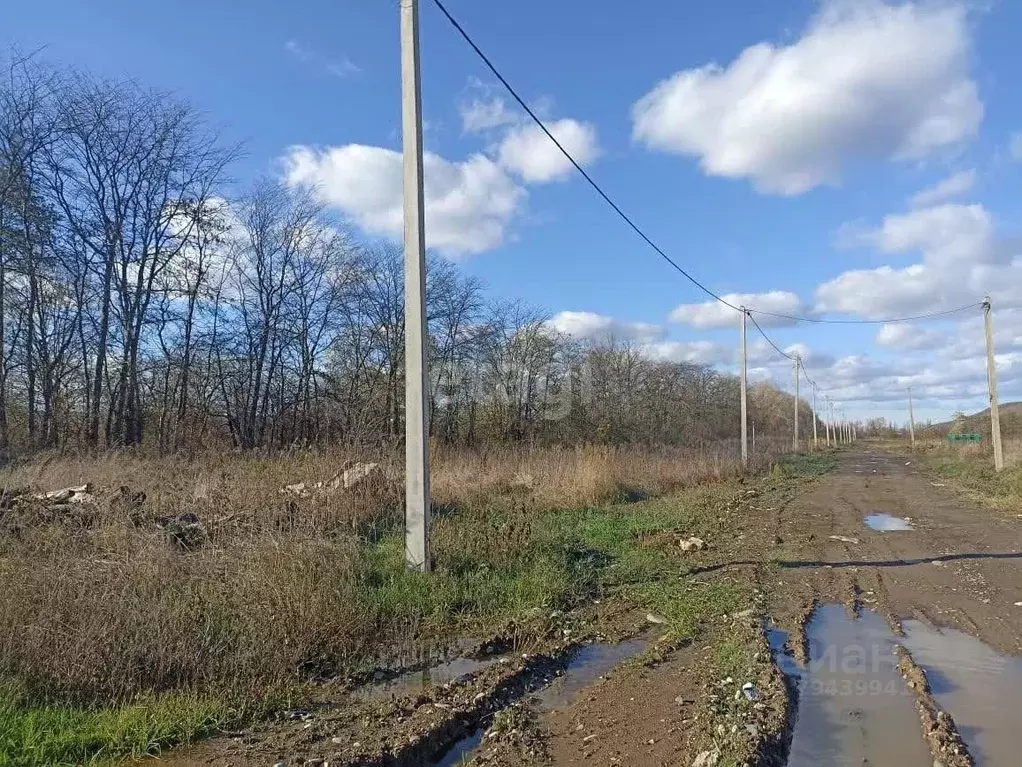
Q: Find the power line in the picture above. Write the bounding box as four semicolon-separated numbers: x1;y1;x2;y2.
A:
749;302;983;325
431;0;988;351
748;311;794;362
429;0;739;312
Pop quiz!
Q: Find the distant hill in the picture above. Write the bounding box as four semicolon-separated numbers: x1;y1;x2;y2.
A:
925;401;1022;437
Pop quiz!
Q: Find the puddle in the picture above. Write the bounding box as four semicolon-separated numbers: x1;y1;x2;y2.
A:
902;620;1022;766
434;727;485;767
865;513;913;531
356;655;499;701
534;636;651;710
771;605;932;766
430;637;652;766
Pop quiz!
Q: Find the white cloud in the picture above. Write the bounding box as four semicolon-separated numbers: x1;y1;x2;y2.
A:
460;98;518;133
875;323;948;351
285;40;361;78
284;40;313;62
785;343;836;369
871;203;995;266
550;311;665;344
642;340;731;366
632;1;981;194
1010;132;1022;161
283;144;525;256
909;169;976;208
815;202;1020;318
497;119;599;183
669;291;806;329
326;59;361;79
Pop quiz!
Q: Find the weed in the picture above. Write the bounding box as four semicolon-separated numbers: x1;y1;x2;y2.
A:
0;685;233;766
0;442;792;762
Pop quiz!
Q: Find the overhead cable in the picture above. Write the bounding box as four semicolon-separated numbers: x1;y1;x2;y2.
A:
430;0;740;311
749;302;983;325
430;0;986;327
748;311;794;362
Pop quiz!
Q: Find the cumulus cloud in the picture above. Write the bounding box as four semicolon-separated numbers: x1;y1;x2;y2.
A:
632;1;981;194
875;323;948;351
549;311;665;344
283;144;525;257
669;291;806;329
497;119;600;183
641;340;732;366
458;90;600;183
784;343;836;369
815;202;1021;318
909;169;976;208
460;97;517;133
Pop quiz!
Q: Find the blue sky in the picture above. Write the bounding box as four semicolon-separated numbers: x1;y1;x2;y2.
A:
10;0;1022;424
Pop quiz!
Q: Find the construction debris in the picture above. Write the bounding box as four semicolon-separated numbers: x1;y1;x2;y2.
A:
156;512;206;550
279;463;382;497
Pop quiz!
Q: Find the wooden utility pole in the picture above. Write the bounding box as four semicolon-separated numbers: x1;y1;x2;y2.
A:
907;386;916;447
983;297;1004;472
793;354;800;451
401;0;431;569
740;308;748;465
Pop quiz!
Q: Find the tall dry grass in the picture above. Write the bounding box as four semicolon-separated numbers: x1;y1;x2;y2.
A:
0;441;782;706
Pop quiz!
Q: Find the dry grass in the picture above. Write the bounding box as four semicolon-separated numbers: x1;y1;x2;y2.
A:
0;442;783;709
903;437;1022;513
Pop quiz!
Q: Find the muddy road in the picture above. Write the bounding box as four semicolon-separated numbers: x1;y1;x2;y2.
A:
761;449;1022;657
154;449;1022;767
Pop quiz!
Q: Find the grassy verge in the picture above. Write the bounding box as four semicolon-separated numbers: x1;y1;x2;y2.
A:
0;687;233;766
0;446;827;764
895;438;1022;515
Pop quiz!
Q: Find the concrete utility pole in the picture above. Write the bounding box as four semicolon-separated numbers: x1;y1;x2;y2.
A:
907;386;916;447
811;383;819;451
752;421;756;457
983;297;1004;472
401;0;431;570
824;397;831;447
740;308;748;465
793;355;800;451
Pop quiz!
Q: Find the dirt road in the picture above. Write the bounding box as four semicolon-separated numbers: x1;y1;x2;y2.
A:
490;449;1017;767
155;449;1022;766
761;448;1022;655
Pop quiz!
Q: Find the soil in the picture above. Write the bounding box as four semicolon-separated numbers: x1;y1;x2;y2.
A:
148;448;1022;767
756;449;1022;656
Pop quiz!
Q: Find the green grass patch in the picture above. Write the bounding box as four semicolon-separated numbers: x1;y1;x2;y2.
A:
0;686;232;766
774;451;836;479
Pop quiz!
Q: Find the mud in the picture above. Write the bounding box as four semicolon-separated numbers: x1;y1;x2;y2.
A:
150;449;1022;767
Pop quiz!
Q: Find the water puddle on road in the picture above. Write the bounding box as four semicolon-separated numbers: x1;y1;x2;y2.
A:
355;655;500;702
771;605;932;766
865;513;914;531
434;727;485;767
431;636;652;766
902;620;1022;766
534;636;651;710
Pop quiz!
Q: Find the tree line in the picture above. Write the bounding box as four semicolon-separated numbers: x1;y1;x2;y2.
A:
0;54;816;454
